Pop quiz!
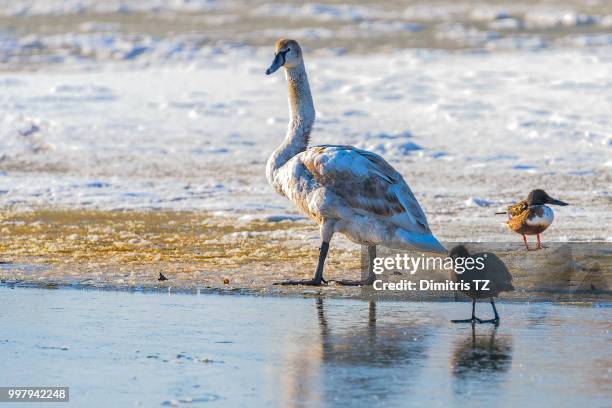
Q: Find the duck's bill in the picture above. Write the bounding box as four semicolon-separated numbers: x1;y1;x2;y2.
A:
547;197;569;206
265;53;284;75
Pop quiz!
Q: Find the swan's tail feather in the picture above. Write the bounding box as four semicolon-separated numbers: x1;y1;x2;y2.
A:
395;230;447;254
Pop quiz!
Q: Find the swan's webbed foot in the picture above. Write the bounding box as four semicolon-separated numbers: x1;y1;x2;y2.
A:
274;277;327;286
274;241;330;286
332;275;375;286
333;246;377;287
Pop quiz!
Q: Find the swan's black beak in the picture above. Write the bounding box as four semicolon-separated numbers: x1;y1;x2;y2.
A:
546;196;568;206
266;52;285;75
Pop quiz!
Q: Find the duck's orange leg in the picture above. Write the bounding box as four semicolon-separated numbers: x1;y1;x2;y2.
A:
522;234;531;250
536;234;547;250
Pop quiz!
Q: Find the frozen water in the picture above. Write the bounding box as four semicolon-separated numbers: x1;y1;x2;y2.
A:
0;0;610;242
0;47;609;240
1;287;610;407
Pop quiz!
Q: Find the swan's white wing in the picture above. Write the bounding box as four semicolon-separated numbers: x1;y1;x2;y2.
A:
301;145;431;233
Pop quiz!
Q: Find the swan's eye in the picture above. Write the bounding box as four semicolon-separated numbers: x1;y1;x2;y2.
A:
286;48;291;53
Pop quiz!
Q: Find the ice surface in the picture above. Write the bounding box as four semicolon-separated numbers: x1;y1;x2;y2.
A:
0;46;610;240
0;0;610;242
1;287;610;407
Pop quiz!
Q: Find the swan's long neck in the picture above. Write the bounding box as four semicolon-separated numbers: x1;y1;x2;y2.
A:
266;63;315;185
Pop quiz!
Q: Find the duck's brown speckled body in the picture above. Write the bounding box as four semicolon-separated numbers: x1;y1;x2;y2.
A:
498;189;568;250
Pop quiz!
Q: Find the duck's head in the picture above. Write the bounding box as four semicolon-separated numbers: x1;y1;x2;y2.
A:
266;39;303;75
527;189;569;207
448;245;470;259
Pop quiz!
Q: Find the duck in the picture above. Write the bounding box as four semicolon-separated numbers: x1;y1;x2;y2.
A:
448;245;514;325
496;189;568;250
265;39;445;286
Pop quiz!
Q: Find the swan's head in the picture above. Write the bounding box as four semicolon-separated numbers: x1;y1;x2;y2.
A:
266;39;303;75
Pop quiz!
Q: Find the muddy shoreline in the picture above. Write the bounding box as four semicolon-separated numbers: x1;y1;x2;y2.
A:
1;209;609;302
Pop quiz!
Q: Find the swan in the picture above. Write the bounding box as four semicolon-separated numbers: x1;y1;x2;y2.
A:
265;39;446;286
496;189;568;250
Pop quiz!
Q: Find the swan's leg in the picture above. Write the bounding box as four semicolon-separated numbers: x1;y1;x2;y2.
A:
452;299;483;323
334;245;377;286
274;243;329;286
274;220;334;286
479;298;500;325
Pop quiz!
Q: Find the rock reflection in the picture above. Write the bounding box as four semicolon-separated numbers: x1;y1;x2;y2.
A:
451;324;513;394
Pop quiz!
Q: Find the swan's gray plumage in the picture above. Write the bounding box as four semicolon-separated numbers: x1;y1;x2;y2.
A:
266;39;444;285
